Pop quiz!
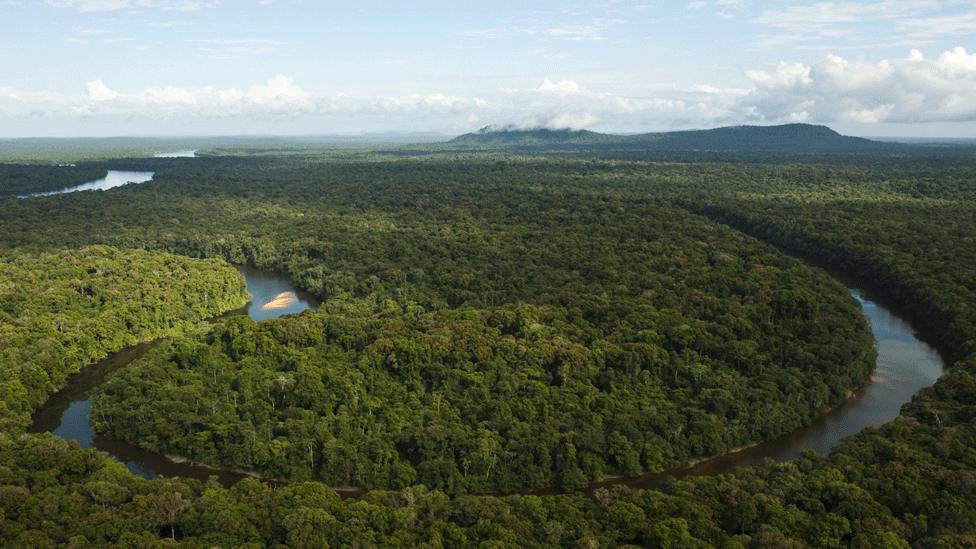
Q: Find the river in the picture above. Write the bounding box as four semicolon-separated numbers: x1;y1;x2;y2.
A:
581;284;946;494
19;170;155;198
28;265;317;483
29;269;945;494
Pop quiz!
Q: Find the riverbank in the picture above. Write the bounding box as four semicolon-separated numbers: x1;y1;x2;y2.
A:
31;270;944;499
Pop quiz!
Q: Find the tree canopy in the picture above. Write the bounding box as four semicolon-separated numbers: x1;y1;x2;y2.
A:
0;148;974;546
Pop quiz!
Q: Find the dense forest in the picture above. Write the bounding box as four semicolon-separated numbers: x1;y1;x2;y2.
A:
0;246;249;432
90;220;872;492
0;147;975;546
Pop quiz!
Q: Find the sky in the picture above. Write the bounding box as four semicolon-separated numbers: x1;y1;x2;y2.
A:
1;0;976;137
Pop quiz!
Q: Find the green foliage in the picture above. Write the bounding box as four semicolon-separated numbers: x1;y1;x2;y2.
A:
0;246;249;430
0;147;975;546
74;160;873;494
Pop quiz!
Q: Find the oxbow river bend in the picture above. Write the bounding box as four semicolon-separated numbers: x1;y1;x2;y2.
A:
30;268;945;494
29;266;318;484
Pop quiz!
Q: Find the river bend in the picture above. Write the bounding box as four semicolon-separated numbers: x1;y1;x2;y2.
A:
29;267;945;493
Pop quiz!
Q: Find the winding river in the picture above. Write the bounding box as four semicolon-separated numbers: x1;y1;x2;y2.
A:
29;268;945;495
28;265;318;484
585;284;946;493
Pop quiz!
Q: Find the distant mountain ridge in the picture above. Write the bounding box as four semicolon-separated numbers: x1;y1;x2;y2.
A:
449;126;618;147
448;123;889;153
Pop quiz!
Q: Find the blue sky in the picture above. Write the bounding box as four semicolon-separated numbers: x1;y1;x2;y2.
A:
1;0;975;137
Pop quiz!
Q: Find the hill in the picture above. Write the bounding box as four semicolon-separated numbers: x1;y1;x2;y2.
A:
448;126;619;148
447;123;892;153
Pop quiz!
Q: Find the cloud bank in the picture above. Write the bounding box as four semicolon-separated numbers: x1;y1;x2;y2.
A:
3;48;976;134
742;48;976;124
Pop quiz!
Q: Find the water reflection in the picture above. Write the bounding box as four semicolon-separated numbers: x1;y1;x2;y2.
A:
237;265;318;321
30;272;946;494
586;287;946;493
154;150;197;158
20;170;155;198
29;266;317;482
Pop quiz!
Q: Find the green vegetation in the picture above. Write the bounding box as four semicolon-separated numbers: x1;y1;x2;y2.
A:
0;246;249;430
88;193;872;494
0;138;975;546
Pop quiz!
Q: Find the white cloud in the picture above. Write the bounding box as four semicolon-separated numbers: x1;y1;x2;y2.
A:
755;1;948;33
542;112;599;129
687;0;745;18
244;74;310;111
541;23;610;41
752;1;976;48
740;47;976;124
5;48;976;133
692;84;750;96
138;85;199;105
899;10;976;38
537;78;581;95
745;62;813;89
86;80;120;101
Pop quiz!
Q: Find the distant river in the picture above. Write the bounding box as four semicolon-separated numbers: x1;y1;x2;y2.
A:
20;170;155;198
154;150;197;158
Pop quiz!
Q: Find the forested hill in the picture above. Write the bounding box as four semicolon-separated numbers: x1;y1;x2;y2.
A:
448;126;620;148
447;123;892;153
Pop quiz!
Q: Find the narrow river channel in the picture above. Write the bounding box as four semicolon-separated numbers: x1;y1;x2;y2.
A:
583;284;946;494
29;268;946;494
28;265;318;484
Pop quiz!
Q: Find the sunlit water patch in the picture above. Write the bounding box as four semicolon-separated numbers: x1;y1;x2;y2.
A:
154;150;197;158
19;170;155;198
585;287;946;494
30;267;319;481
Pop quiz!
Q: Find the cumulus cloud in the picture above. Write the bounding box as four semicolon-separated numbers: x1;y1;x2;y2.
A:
740;47;976;124
86;80;120;101
101;75;315;116
0;75;495;124
4;48;976;133
745;63;812;89
537;78;581;95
